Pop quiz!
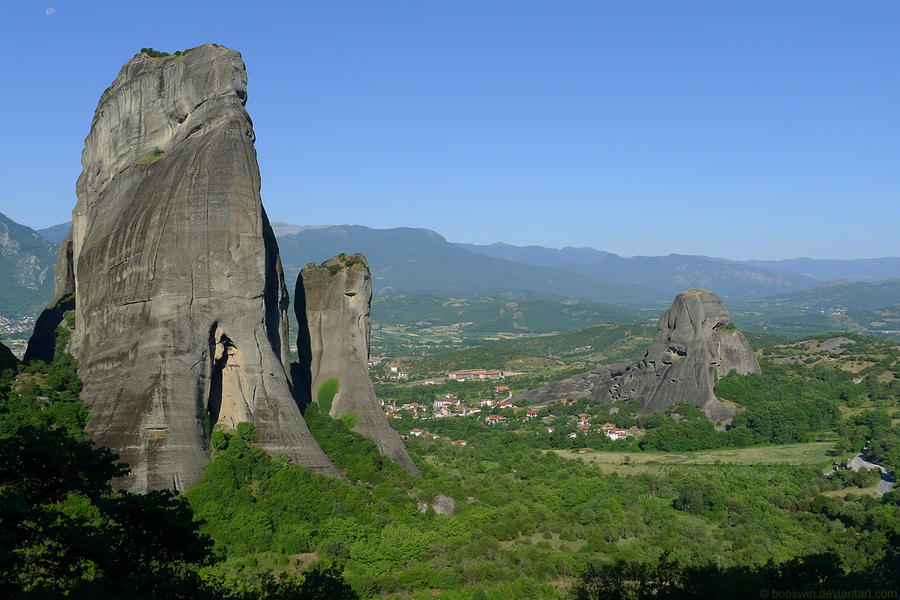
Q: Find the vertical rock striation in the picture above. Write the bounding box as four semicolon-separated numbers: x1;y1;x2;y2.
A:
33;45;339;491
296;254;419;476
512;289;760;422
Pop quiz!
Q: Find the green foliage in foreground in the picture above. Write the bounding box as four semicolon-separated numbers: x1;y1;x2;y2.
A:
236;421;258;442
188;403;900;598
1;329;358;598
317;378;339;414
4;318;898;598
569;551;899;600
0;424;216;598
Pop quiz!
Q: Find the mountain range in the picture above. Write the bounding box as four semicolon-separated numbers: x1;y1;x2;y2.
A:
4;216;900;328
0;212;58;317
458;241;900;284
275;225;662;305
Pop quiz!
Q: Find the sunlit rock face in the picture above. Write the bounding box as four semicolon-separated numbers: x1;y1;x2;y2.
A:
296;254;420;476
33;45;339;492
512;289;760;422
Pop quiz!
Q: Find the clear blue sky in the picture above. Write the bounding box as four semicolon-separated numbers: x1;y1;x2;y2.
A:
1;1;897;259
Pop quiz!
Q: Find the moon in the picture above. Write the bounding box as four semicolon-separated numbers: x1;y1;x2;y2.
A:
45;7;56;16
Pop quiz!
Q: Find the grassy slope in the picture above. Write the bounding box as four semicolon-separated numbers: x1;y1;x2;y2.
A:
554;442;835;474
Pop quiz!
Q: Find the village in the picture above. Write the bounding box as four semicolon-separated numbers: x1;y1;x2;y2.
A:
374;362;635;448
0;314;38;358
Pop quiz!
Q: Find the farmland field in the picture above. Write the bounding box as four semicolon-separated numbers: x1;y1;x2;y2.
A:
553;442;835;474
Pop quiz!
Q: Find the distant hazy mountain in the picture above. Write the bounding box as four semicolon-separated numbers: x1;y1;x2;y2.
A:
459;242;819;301
461;241;900;284
736;257;900;283
734;278;900;314
0;212;58;317
564;254;820;301
19;219;898;321
35;221;71;244
276;225;666;306
37;220;338;243
269;222;336;237
455;242;616;268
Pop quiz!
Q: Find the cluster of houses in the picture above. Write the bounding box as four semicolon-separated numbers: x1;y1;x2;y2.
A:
569;413;628;440
383;401;425;420
405;429;469;447
485;407;539;425
387;366;409;379
378;389;632;442
447;369;504;381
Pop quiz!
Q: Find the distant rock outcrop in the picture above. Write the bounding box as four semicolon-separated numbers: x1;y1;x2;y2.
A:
0;340;17;372
512;290;760;422
29;45;339;491
296;254;419;476
417;494;457;516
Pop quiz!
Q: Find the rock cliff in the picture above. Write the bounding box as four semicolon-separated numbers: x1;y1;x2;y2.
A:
296;254;419;476
31;45;339;491
512;289;760;422
0;340;17;372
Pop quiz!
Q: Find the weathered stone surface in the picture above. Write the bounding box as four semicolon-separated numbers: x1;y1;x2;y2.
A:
431;494;457;516
34;45;339;491
416;494;457;516
296;254;419;476
512;290;760;422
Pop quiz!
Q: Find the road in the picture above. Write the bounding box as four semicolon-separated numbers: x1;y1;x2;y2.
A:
848;450;894;496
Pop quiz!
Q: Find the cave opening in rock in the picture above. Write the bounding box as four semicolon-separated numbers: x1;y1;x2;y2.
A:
208;332;235;431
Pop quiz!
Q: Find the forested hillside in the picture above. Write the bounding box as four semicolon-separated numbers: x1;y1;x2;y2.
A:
3;315;900;598
0;212;57;317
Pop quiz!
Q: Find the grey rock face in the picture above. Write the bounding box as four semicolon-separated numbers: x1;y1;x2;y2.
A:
296;254;419;476
431;494;457;516
0;340;17;372
416;494;457;516
513;290;760;422
37;45;339;491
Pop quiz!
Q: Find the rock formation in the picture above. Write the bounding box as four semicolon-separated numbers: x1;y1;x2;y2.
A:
417;494;457;516
0;340;17;372
295;254;419;476
30;45;339;491
512;289;760;422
